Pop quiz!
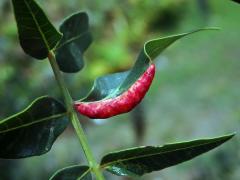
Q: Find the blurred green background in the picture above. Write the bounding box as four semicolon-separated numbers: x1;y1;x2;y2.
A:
0;0;239;179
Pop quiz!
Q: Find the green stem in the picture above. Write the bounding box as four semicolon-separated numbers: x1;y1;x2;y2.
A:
48;51;105;180
48;52;72;110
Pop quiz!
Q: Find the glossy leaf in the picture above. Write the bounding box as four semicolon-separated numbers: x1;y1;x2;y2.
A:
100;134;235;177
50;165;92;180
0;96;68;159
78;28;216;102
55;12;92;73
12;0;62;59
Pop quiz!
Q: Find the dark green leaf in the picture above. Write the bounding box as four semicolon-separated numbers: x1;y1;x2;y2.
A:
12;0;62;59
100;134;235;177
78;28;217;102
231;0;240;4
50;165;92;180
55;12;92;73
0;96;68;159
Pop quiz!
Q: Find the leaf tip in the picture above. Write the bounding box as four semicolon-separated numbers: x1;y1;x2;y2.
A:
226;132;236;139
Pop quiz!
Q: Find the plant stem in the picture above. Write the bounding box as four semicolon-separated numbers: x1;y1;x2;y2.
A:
48;51;105;180
47;52;72;110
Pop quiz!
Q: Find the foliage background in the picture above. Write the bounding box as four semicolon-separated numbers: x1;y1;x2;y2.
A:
0;0;239;179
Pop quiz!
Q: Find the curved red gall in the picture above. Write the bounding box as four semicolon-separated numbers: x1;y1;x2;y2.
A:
74;63;156;119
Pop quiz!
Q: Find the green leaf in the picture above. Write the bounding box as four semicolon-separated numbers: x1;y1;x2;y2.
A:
50;165;92;180
100;134;235;177
55;12;92;73
11;0;62;59
0;96;68;159
78;28;217;102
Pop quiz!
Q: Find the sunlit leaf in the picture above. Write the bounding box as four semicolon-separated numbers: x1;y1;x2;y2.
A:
100;134;235;177
11;0;62;59
55;12;92;73
0;96;68;159
50;165;92;180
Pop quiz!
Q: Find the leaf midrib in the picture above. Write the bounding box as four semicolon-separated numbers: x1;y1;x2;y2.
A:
56;30;90;50
100;136;232;169
0;112;67;134
24;0;50;50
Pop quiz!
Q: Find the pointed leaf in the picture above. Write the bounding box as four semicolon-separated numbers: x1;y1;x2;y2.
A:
50;165;92;180
55;12;92;73
100;134;235;177
78;28;216;102
12;0;62;59
0;96;68;159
